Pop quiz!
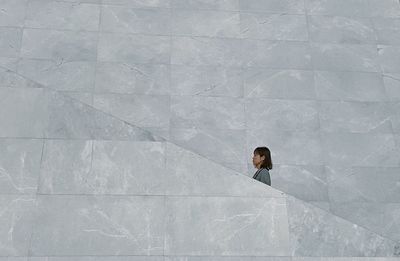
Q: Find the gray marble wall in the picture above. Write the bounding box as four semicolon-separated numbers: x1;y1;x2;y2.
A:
1;0;400;258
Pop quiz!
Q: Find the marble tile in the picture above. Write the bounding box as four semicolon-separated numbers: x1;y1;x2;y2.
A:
311;43;380;72
287;196;398;256
38;140;93;194
171;0;239;11
95;62;170;95
246;99;319;132
165;196;290;255
170;96;245;130
378;45;400;73
29;257;162;261
243;69;315;99
166;257;291;261
309;201;330;211
238;0;305;14
0;138;42;194
101;0;170;8
98;33;170;63
240;13;308;41
326;166;400;203
25;0;100;31
100;5;170;35
30;195;165;255
87;141;165;195
0;258;27;261
292;257;400;260
17;59;96;92
243;40;312;69
308;16;376;44
56;0;101;3
171;36;243;66
372;18;400;45
305;0;371;17
20;29;97;61
170;65;242;97
368;0;400;18
321;132;400;167
171;9;240;38
93;93;170;129
170;128;246;170
0;57;19;71
314;71;387;102
0;0;27;27
319;101;393;133
61;91;93;105
0;87;48;138
0;66;42;89
390;102;400;132
273;165;328;202
0;195;36;256
0;27;22;58
383;73;400;101
46;91;162;140
165;142;285;197
330;202;400;242
247;129;323;165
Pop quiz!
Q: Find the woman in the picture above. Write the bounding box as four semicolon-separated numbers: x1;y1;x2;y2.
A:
252;146;272;186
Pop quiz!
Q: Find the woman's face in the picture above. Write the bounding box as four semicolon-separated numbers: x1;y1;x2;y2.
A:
252;152;264;168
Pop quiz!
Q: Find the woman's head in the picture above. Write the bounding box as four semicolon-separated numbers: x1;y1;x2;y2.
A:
252;147;273;170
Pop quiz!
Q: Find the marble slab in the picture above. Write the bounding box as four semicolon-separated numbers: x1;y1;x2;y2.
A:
0;0;27;27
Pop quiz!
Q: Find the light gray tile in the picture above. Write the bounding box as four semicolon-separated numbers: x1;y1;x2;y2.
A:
87;141;165;195
170;96;245;129
243;69;315;99
30;195;165;255
383;73;400;101
330;203;400;242
55;0;101;3
95;62;170;95
101;0;170;7
171;0;239;11
373;18;400;45
273;165;328;202
292;258;400;261
20;29;97;61
287;196;398;256
368;0;400;18
0;138;42;194
171;9;240;38
239;0;305;14
305;0;371;17
0;195;36;256
0;27;22;58
38;140;92;194
390;102;400;132
171;36;243;66
309;201;330;211
0;57;19;71
240;13;308;41
165;196;290;255
165;142;285;197
0;0;27;27
311;43;380;72
18;59;95;92
308;16;376;44
378;45;400;73
170;65;242;97
98;33;170;63
243;40;312;69
29;257;162;261
0;66;42;89
247;129;323;165
60;91;93;105
0;258;28;261
166;257;291;261
93;93;170;129
319;101;393;133
321;132;400;167
169;128;246;169
326;166;400;203
314;71;387;102
0;87;48;138
100;5;170;34
246;99;319;131
25;0;100;31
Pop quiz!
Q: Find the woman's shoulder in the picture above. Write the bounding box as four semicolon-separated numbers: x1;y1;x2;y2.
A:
260;168;270;174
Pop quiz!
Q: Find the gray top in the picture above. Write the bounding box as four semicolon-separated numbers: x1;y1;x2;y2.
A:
252;168;271;186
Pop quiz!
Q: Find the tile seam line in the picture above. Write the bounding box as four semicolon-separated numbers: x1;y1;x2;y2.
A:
2;67;399;246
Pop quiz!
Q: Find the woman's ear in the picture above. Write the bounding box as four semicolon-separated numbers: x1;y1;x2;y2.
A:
260;155;265;161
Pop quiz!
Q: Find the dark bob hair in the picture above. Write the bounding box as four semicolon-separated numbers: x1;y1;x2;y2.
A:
254;147;273;170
